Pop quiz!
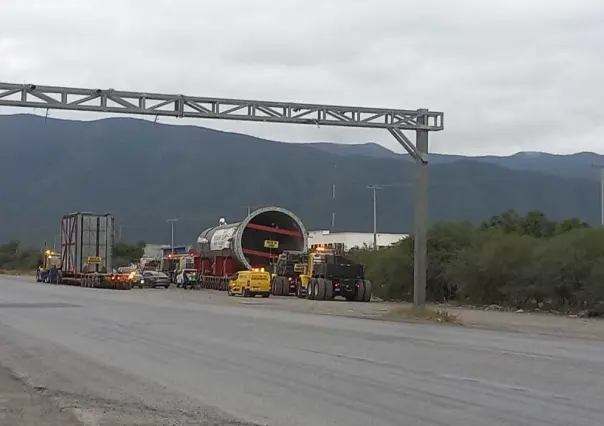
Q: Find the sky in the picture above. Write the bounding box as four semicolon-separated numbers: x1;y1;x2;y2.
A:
0;0;603;156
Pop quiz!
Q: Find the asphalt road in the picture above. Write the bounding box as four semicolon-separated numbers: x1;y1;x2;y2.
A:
0;277;603;426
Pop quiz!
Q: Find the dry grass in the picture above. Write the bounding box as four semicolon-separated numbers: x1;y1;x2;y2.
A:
383;305;461;325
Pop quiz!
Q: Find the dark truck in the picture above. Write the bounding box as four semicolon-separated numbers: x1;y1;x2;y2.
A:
271;250;305;296
301;247;372;302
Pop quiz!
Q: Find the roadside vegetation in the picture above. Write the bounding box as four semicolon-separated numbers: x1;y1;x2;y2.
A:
0;241;145;272
351;211;604;316
0;241;40;272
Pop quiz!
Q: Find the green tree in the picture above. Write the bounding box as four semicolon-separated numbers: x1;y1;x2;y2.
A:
0;241;41;271
112;241;145;268
353;211;604;313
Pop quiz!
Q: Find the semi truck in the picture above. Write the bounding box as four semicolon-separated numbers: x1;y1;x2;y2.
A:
192;206;308;291
272;245;372;301
56;212;131;289
36;249;61;283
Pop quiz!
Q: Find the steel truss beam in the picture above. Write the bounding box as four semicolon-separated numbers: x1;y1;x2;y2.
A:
0;81;444;307
0;82;443;132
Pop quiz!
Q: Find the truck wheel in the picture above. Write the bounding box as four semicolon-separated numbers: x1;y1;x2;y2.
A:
354;279;365;302
280;277;287;295
273;278;281;295
296;281;304;298
324;279;334;300
362;280;372;302
316;278;326;300
306;279;315;300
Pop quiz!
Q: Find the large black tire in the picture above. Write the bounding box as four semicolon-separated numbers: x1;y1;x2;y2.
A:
324;279;334;300
306;279;315;300
362;280;372;302
272;277;282;295
282;277;290;295
316;278;326;300
354;279;365;302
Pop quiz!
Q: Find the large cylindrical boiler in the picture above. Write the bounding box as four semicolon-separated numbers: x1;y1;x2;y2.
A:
197;206;308;271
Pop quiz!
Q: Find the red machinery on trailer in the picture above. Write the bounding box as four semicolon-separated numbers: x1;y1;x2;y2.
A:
192;207;308;291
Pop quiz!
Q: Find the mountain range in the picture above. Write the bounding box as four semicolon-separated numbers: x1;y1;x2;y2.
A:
0;113;601;247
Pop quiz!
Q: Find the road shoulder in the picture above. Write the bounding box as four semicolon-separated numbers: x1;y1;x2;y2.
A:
0;365;83;426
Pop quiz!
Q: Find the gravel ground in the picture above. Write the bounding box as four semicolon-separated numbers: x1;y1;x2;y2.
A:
0;366;82;426
142;286;604;341
1;277;603;425
6;274;603;342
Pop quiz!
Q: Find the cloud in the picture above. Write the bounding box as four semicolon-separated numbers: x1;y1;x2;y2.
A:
0;0;602;155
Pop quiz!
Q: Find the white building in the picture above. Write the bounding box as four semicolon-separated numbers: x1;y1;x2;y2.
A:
307;230;409;251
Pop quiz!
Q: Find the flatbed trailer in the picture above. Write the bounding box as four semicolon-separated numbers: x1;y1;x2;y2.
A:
52;212;132;290
59;272;133;289
197;275;229;291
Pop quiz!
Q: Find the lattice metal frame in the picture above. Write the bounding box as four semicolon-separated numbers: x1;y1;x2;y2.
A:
0;81;444;306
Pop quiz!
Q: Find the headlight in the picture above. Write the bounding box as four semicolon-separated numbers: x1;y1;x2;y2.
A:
140;279;145;283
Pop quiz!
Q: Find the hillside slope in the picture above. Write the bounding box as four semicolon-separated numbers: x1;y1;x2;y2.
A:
0;114;599;246
309;143;603;180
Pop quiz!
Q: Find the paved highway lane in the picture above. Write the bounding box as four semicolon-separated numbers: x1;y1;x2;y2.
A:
1;277;603;426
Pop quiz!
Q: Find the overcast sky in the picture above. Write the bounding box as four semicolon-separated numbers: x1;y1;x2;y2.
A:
1;0;602;155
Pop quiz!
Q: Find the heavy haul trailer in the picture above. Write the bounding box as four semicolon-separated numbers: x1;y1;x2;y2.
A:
59;212;130;290
195;206;308;291
297;247;372;302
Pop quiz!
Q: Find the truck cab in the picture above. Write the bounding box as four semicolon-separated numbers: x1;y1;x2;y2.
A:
296;246;372;302
36;249;61;283
228;268;271;298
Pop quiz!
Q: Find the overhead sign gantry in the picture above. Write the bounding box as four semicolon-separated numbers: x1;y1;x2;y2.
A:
0;81;444;307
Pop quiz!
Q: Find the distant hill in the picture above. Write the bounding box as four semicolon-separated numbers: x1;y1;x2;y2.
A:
308;142;401;159
0;114;600;247
309;143;603;181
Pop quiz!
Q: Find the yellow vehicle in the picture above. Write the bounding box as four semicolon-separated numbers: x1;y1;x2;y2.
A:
36;249;62;283
295;246;372;302
228;268;271;298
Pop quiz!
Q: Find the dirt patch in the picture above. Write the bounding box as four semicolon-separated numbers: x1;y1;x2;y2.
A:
0;366;83;426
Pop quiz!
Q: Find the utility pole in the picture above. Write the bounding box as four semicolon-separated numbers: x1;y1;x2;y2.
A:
367;185;385;250
118;224;127;242
592;164;604;226
414;114;429;308
166;218;179;254
331;163;337;230
331;183;336;229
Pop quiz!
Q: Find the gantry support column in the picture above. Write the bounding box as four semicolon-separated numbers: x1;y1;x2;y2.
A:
413;112;429;307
